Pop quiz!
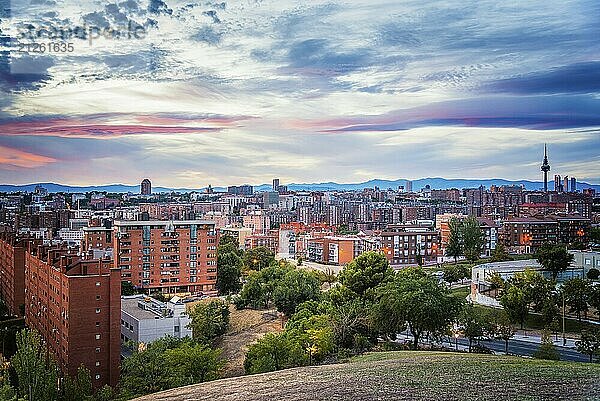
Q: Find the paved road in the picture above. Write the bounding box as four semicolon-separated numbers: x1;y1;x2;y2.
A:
397;333;590;362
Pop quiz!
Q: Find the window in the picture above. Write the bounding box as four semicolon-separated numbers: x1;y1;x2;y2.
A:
95;347;100;353
95;308;101;314
95;361;100;367
96;295;101;300
95;282;101;287
174;326;180;333
95;334;101;340
96;322;100;327
95;374;101;380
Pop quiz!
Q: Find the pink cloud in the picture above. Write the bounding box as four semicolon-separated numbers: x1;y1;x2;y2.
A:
0;145;57;169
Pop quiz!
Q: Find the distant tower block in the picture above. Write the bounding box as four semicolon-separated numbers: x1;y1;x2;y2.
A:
141;179;152;195
273;178;280;192
405;180;413;192
540;144;550;192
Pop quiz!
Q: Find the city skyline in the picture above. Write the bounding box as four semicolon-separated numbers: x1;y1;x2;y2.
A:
2;0;600;186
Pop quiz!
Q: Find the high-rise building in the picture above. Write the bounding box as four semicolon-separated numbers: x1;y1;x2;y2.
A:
0;233;27;316
272;178;280;192
25;244;121;388
541;144;550;192
227;185;253;195
141;178;152;195
571;177;577;192
563;176;569;193
554;175;562;192
405;180;413;193
113;220;218;293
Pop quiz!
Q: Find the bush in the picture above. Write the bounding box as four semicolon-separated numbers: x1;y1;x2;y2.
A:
587;268;600;280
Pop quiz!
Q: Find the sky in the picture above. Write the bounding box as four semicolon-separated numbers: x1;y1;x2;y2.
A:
1;0;599;188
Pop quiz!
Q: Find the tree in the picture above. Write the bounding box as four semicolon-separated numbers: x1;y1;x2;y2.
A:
373;267;463;349
488;272;505;297
243;247;275;271
216;252;243;295
442;263;470;285
163;342;222;385
587;268;599;280
237;264;293;309
490;243;511;262
491;310;516;355
460;305;491;352
10;329;58;401
61;365;94;401
590;227;600;244
535;243;574;280
500;286;528;329
576;327;600;363
338;251;394;298
244;332;307;374
121;281;135;296
561;278;592;321
187;299;230;344
462;216;485;262
272;269;321;316
589;285;600;319
533;330;560;361
218;234;240;250
446;217;463;263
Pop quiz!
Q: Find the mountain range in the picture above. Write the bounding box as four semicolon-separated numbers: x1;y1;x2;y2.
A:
1;178;599;194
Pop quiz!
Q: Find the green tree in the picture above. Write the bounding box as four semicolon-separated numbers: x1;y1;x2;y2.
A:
121;281;135;296
590;227;600;244
589;285;600;319
119;337;187;398
243;247;275;271
338;251;394;298
10;329;58;401
272;269;321;316
218;234;240;251
488;272;505;297
500;286;528;329
460;305;491;352
163;342;222;385
561;278;592;321
535;243;574;280
587;268;599;280
373;267;463;349
533;330;560;361
576;327;600;363
61;365;94;401
188;299;230;344
462;216;484;262
446;217;463;263
216;252;243;295
442;263;470;285
237;264;293;309
244;333;307;374
491;310;516;355
490;243;511;262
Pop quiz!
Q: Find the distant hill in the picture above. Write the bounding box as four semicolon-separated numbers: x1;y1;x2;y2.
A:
133;351;600;401
1;178;599;194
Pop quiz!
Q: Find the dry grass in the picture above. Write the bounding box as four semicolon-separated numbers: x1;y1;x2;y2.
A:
216;307;283;377
133;351;600;401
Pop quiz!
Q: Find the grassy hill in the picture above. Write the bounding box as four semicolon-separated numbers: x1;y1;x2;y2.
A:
133;351;600;401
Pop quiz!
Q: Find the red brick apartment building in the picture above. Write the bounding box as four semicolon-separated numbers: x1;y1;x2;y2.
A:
0;232;30;316
113;220;218;294
25;243;121;388
381;224;440;266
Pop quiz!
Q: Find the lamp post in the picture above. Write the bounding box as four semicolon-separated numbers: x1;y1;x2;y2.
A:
562;290;566;346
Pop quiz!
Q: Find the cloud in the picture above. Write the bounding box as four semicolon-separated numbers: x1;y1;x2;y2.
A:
485;61;600;95
304;95;600;132
0;145;57;169
0;112;253;139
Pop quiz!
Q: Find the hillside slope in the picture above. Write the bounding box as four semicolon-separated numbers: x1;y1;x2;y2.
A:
133;351;600;401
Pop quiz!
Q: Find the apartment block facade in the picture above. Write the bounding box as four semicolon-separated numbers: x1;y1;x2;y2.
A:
113;220;218;293
25;244;120;388
0;232;27;316
381;224;440;266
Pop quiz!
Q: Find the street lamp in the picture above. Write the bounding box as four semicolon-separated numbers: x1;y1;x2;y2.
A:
562;290;566;346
